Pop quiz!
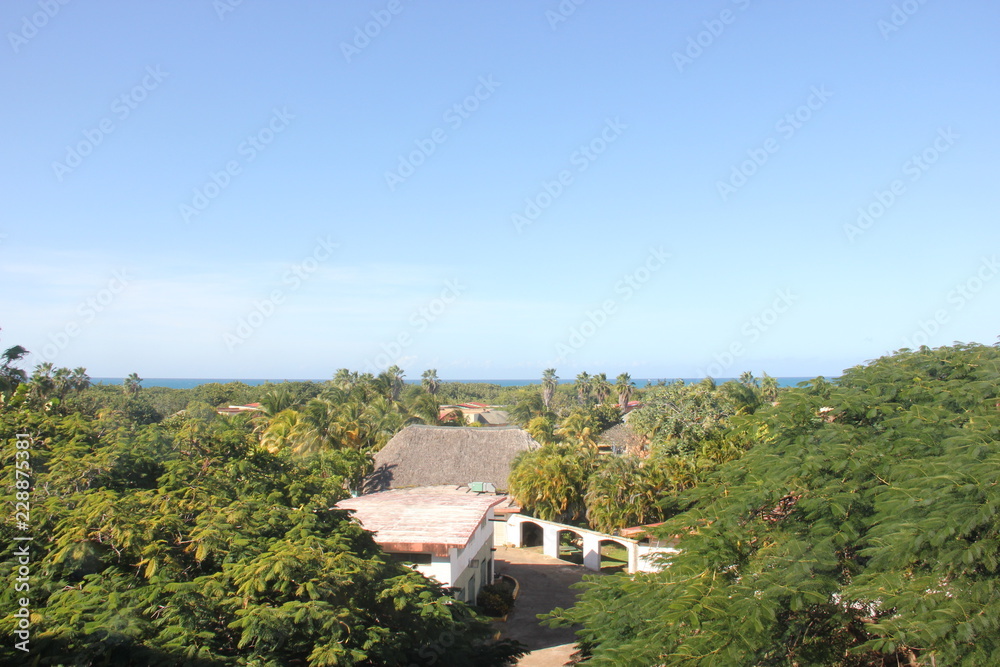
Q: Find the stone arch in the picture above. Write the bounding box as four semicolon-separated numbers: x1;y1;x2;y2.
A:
594;538;632;572
520;520;544;548
555;527;585;565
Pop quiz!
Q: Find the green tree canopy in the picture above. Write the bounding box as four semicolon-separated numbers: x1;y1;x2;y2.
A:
0;373;524;665
548;342;1000;666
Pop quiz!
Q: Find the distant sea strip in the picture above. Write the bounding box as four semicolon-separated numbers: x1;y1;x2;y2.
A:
91;377;820;390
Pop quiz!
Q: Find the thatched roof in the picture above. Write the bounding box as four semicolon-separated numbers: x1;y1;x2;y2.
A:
598;423;645;455
365;425;539;494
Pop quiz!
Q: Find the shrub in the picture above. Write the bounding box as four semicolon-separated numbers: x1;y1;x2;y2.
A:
477;581;515;617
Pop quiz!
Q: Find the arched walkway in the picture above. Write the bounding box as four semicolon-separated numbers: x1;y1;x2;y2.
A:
506;515;639;573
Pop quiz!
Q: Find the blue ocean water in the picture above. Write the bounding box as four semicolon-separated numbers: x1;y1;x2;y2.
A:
92;377;821;389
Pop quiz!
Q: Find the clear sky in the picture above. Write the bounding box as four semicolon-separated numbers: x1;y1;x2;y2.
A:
2;0;998;381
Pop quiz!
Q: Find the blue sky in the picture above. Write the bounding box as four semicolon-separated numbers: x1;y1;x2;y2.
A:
2;0;998;381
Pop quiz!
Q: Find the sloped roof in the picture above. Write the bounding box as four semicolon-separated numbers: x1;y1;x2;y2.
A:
365;425;539;494
476;410;509;425
597;423;645;452
336;486;507;556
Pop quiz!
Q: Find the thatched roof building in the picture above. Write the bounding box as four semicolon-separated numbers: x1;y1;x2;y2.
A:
597;423;646;456
365;425;539;494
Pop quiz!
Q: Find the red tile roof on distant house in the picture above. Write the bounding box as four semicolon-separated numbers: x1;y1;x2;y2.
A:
619;522;666;538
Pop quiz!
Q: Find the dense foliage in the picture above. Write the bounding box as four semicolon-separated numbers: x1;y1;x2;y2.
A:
0;356;524;665
548;342;1000;666
508;376;769;533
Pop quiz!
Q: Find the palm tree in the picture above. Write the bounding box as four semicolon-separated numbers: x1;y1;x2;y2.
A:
575;372;592;405
405;392;444;426
52;366;72;399
421;369;440;396
508;444;594;523
123;372;143;397
541;368;558;409
260;409;319;455
259;386;295;415
0;331;28;395
556;411;599;449
378;365;405;402
29;363;55;403
760;374;779;403
616;373;634;413
526;416;557;445
332;368;358;390
593;373;611;404
70;367;91;392
510;393;548;426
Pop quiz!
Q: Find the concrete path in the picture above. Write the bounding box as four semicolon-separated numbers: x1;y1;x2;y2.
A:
514;644;578;667
493;546;596;666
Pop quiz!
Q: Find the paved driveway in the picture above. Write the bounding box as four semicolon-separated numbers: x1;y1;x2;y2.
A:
493;546;599;665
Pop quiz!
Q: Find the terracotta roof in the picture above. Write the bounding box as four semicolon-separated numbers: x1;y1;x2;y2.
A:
336;486;507;556
620;522;666;538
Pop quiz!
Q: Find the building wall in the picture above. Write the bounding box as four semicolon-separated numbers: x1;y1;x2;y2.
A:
450;536;494;603
636;545;680;572
414;557;453;587
411;507;497;603
448;506;497;602
491;516;508;547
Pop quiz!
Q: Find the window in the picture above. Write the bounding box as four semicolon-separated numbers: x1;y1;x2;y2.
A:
386;552;432;565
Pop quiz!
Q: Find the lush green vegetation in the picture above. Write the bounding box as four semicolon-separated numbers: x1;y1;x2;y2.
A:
507;372;772;534
546;342;1000;665
0;345;525;665
14;332;997;665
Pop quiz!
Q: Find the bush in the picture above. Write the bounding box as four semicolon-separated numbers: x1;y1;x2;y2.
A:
477;581;515;617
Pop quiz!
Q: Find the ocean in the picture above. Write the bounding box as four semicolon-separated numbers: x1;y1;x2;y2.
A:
91;377;820;389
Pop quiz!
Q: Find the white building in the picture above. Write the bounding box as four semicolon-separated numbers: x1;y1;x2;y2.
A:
336;486;507;604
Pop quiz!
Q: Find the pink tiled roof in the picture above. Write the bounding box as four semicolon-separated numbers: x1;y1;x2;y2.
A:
336;486;507;554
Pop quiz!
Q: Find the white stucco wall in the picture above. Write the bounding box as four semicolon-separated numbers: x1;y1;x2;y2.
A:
637;545;680;572
413;506;497;602
414;557;453;586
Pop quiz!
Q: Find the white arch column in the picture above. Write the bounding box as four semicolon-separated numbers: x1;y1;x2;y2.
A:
542;524;560;559
582;533;601;571
509;517;524;547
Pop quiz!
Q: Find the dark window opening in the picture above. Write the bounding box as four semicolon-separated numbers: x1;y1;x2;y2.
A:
387;552;432;565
